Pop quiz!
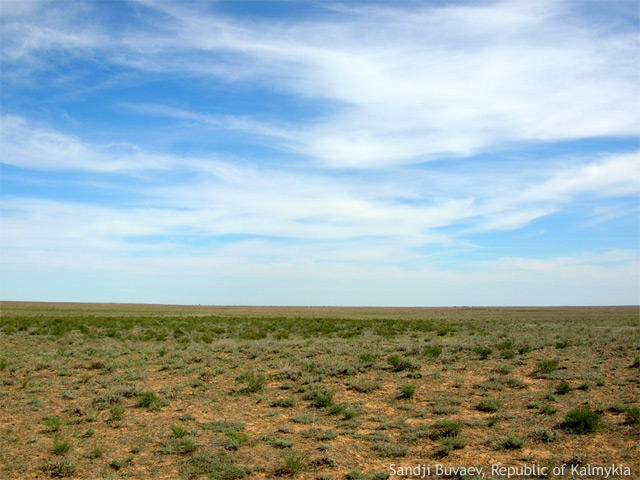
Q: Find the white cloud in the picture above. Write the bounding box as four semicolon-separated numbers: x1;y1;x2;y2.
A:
3;0;638;168
2;116;638;247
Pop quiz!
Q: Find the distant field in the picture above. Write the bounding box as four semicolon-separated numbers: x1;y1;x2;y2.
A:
0;302;638;479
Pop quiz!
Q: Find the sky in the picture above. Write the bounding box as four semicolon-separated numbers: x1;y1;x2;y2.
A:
1;0;639;306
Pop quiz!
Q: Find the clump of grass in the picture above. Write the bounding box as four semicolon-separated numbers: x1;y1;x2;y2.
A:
476;398;502;412
262;436;294;449
399;425;430;444
110;455;133;470
359;352;376;365
200;420;245;432
89;445;102;459
608;404;628;414
497;435;525;449
347;378;380;393
225;429;249;450
435;436;467;457
136;391;164;410
292;414;317;424
422;345;442;359
181;452;247;480
555;340;569;349
41;458;76;477
560;407;601;434
171;425;188;438
346;469;365;479
160;437;198;454
496;340;514;350
630;357;640;369
555;381;572;395
539;403;557;415
493;364;514;375
387;355;418;372
92;393;123;411
43;416;63;433
304;388;335;408
335;403;362;420
536;359;559;375
236;371;265;394
109;406;125;422
432;404;457;415
473;346;492;359
623;407;639;425
496;341;516;359
275;451;308;476
374;442;409;457
372;474;390;480
531;428;557;442
478;375;525;390
518;344;532;354
428;420;462;439
270;397;296;408
52;437;71;455
397;383;415;399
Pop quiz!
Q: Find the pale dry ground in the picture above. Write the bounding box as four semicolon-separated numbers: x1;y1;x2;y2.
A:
0;302;638;479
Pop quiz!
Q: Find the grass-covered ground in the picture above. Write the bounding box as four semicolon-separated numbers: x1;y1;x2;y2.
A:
0;302;638;479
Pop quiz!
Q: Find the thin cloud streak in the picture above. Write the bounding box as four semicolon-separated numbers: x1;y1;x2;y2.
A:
3;1;639;168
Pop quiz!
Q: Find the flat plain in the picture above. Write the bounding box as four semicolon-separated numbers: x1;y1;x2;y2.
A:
0;302;638;479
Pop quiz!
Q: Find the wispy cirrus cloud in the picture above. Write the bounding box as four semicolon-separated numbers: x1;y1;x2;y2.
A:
3;0;639;168
2;114;638;249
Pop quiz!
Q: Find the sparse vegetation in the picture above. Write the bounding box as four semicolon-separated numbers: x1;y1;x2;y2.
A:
1;302;637;478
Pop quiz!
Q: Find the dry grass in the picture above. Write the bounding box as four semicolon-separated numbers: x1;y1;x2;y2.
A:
0;302;638;479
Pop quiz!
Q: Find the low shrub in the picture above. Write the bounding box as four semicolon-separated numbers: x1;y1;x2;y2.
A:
555;381;572;395
561;407;601;434
181;452;247;479
387;355;418;372
473;346;492;359
275;451;308;476
536;359;559;375
397;383;415;399
41;458;76;477
476;398;502;412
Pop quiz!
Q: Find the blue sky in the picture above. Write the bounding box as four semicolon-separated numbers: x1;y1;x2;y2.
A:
1;0;638;305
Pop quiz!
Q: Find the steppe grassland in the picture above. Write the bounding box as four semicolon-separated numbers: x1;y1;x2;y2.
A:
0;302;638;479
